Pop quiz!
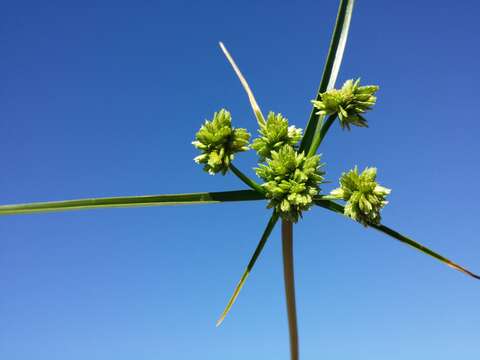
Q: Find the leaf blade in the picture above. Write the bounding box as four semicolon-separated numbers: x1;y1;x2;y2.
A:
216;212;280;326
314;198;480;280
371;223;480;280
0;190;265;216
300;0;355;154
219;41;266;127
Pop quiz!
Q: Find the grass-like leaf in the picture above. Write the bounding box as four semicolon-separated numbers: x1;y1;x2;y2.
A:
219;41;266;127
314;198;480;280
0;190;265;216
307;114;337;157
300;0;355;154
216;212;280;326
371;223;480;280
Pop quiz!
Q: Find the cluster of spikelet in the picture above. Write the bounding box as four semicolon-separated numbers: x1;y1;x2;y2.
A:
330;166;391;226
255;145;324;223
251;112;303;161
192;79;389;225
192;109;250;175
312;79;379;130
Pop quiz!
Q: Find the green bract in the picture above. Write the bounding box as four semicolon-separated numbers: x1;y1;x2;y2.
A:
330;166;390;226
192;109;251;175
251;112;302;161
312;78;379;130
256;145;324;223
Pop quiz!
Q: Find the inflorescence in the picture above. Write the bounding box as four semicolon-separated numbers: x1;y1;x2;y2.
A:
251;112;302;161
192;109;250;175
256;145;324;223
312;79;379;130
193;79;389;224
330;166;391;226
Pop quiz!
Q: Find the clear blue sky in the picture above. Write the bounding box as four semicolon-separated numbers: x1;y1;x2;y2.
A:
1;1;479;359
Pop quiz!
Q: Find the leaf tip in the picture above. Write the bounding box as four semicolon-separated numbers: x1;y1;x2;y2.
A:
218;41;227;55
215;316;225;327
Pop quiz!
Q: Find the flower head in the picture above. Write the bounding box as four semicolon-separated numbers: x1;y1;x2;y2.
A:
251;112;302;161
330;166;391;226
312;79;379;130
192;109;250;175
256;145;324;222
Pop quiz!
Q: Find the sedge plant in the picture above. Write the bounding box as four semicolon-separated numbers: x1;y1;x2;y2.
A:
1;1;478;359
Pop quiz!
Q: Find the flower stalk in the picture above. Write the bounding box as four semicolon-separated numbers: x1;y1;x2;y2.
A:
282;219;299;360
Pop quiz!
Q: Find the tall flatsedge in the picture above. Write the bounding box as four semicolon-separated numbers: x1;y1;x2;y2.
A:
1;1;478;359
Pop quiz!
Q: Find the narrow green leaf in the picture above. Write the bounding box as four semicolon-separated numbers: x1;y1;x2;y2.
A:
307;114;337;157
0;190;265;216
219;41;266;127
300;0;355;154
370;223;480;280
216;212;280;326
314;198;480;280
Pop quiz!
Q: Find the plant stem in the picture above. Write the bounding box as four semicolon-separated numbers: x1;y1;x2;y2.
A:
230;163;265;194
282;219;299;360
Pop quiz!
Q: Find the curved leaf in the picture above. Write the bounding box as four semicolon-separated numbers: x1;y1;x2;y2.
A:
219;41;266;126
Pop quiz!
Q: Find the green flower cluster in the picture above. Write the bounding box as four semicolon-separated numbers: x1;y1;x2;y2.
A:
251;112;302;161
256;145;324;222
330;166;390;226
312;79;379;130
192;109;250;175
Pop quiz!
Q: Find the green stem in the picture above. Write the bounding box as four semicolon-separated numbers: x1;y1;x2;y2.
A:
282;219;299;360
230;163;265;194
307;114;337;156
